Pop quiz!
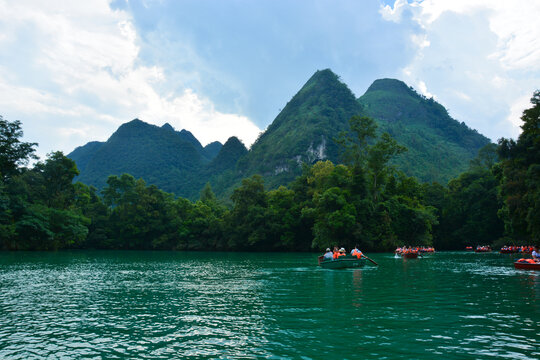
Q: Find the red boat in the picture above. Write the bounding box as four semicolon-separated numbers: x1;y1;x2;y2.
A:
514;259;540;270
402;252;419;259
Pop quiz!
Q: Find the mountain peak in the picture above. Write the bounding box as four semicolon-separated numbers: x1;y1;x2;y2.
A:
161;123;175;131
365;78;417;98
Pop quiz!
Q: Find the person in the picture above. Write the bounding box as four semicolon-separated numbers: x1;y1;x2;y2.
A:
351;245;363;259
323;248;333;260
333;246;341;259
335;247;347;259
532;246;540;262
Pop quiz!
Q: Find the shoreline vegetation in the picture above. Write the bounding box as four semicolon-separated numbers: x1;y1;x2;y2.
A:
1;91;539;252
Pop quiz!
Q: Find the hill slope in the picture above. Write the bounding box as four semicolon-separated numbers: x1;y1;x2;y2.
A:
358;79;491;182
237;69;363;187
70;119;205;196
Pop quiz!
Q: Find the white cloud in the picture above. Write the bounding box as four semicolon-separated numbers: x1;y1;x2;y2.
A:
0;0;260;159
380;0;412;23
380;0;540;141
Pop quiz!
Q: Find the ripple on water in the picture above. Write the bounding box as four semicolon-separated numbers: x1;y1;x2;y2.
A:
0;251;539;359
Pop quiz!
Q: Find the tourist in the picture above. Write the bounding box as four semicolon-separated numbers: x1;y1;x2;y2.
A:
336;248;347;258
532;246;540;262
323;248;333;260
351;245;363;259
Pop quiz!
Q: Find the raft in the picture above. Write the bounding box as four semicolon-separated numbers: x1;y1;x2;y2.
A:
514;259;540;270
402;252;419;259
319;255;366;269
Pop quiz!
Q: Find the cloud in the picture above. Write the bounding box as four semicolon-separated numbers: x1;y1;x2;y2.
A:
380;0;540;141
0;0;260;159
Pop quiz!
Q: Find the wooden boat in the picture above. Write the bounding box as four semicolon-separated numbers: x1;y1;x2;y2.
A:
402;252;419;259
318;255;366;269
514;259;540;270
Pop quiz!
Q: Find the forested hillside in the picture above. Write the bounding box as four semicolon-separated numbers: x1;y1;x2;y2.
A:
358;79;491;183
69;69;492;199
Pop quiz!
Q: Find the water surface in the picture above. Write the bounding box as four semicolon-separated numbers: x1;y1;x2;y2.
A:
0;251;538;359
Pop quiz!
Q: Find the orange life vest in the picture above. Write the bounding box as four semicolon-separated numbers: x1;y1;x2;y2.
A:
352;249;362;258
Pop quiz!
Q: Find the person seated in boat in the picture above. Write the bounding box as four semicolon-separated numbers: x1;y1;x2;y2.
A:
532;246;540;262
323;248;333;260
332;246;340;259
351;245;363;259
334;248;347;259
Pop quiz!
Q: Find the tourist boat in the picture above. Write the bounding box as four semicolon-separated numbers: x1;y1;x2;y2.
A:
514;259;540;270
318;255;366;269
402;252;419;259
475;246;492;253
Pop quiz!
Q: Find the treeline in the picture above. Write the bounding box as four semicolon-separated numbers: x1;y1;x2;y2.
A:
1;91;539;251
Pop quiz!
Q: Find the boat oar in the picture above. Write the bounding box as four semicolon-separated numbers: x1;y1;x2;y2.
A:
362;254;378;266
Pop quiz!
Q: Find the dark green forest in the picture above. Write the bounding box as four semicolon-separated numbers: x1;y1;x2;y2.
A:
1;91;539;251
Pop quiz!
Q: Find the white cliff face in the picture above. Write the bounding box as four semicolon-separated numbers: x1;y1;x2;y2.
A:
306;136;327;163
273;136;327;174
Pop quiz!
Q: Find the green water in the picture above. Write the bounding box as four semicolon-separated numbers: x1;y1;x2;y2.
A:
0;251;538;359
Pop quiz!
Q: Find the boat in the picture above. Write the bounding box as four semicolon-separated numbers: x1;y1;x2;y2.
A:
475;246;492;253
514;259;540;270
318;255;366;269
402;252;419;259
465;246;473;251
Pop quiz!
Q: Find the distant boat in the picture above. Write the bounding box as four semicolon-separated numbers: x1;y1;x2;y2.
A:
514;259;540;270
318;255;366;269
475;246;492;253
402;252;419;259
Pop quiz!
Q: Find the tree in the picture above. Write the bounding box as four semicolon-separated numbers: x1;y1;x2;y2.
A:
227;175;268;249
0;116;37;181
367;133;407;202
498;90;540;243
336;115;377;169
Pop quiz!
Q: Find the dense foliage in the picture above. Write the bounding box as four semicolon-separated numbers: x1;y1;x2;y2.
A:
2;91;539;252
358;79;491;183
497;91;540;244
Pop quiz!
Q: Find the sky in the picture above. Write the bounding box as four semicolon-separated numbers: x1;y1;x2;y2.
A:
0;0;539;160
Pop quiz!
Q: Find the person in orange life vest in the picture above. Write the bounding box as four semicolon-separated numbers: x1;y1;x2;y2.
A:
350;245;363;259
335;248;347;258
333;246;340;259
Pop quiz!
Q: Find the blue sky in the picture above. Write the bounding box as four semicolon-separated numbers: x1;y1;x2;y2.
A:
0;0;539;159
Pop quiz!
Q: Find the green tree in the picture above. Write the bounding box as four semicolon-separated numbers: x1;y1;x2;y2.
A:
498;90;540;243
0;116;37;181
228;175;268;249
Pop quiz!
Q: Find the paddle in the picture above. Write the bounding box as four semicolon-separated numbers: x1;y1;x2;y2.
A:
362;254;378;266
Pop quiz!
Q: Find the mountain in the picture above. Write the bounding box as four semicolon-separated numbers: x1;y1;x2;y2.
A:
69;69;492;199
203;141;223;160
237;69;363;187
358;78;491;182
69;141;105;175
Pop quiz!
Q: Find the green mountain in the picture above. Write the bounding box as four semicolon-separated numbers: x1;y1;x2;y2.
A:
69;119;232;198
358;79;491;182
237;69;362;187
69;69;491;199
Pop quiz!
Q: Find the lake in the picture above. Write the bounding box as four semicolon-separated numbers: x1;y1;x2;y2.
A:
0;251;538;359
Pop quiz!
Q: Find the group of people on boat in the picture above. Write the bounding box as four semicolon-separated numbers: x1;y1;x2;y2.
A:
394;246;420;255
322;246;364;261
475;245;492;252
500;245;535;254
